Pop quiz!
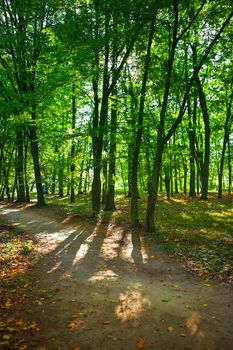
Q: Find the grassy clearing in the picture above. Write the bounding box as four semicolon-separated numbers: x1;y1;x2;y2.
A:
45;192;233;283
153;195;232;282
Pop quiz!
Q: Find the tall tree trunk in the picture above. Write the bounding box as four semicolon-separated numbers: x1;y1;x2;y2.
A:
195;75;210;200
126;73;138;198
29;120;46;206
146;0;179;232
227;134;232;195
218;88;232;198
101;138;108;205
70;83;76;203
92;10;109;215
78;159;84;194
164;174;171;200
51;162;56;195
24;133;30;202
105;85;117;211
188;89;197;196
16;130;26;202
174;163;179;193
130;17;155;227
58;153;64;197
183;163;187;195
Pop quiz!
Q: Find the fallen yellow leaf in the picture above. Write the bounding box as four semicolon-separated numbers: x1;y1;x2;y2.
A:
68;320;84;329
137;337;145;348
167;326;175;332
3;334;11;340
102;321;110;325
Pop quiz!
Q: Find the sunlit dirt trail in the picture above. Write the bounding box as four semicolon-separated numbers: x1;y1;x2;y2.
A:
1;203;232;350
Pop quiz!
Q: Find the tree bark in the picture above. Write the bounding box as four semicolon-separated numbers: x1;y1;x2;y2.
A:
29;118;46;206
227;134;232;195
70;83;76;203
218;88;232;198
146;0;179;232
195;75;210;200
105;86;117;211
15;130;26;202
130;17;155;227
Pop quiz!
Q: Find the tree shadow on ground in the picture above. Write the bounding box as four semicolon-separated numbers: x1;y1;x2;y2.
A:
1;202;232;350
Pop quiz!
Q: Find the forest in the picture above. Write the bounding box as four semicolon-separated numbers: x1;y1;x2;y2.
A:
0;1;233;349
0;0;232;228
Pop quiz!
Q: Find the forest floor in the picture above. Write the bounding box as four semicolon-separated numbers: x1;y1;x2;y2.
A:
0;195;233;350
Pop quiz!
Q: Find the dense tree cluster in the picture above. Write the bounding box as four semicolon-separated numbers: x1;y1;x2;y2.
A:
0;0;232;231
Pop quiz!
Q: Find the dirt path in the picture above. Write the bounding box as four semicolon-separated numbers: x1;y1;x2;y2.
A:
1;203;232;350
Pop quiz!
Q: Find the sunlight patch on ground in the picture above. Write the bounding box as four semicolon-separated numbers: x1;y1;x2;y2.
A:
185;312;205;340
115;284;151;323
52;230;83;256
88;269;118;282
179;212;192;220
99;224;123;260
26;220;38;224
41;220;56;225
208;211;233;219
119;231;134;263
1;208;20;214
72;231;97;265
47;261;62;274
140;235;149;264
72;220;102;266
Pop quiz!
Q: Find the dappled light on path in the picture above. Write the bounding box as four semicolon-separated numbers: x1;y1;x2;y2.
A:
185;312;205;340
115;283;151;323
55;230;79;255
89;269;118;282
47;261;62;274
1;202;233;350
72;219;102;266
119;231;134;263
140;235;149;264
72;230;98;266
99;224;123;260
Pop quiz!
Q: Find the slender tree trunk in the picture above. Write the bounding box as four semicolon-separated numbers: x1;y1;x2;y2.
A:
24;134;30;202
227;135;232;195
195;75;210;200
218;89;232;198
183;163;187;195
174;164;179;193
51;163;56;195
105;86;117;211
16;130;26;202
29;123;45;206
130;17;155;227
70;83;76;203
126;75;138;198
92;10;109;215
196;171;200;195
58;153;64;197
165;174;171;200
146;1;179;232
78;159;84;194
101;138;108;205
188;89;197;196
